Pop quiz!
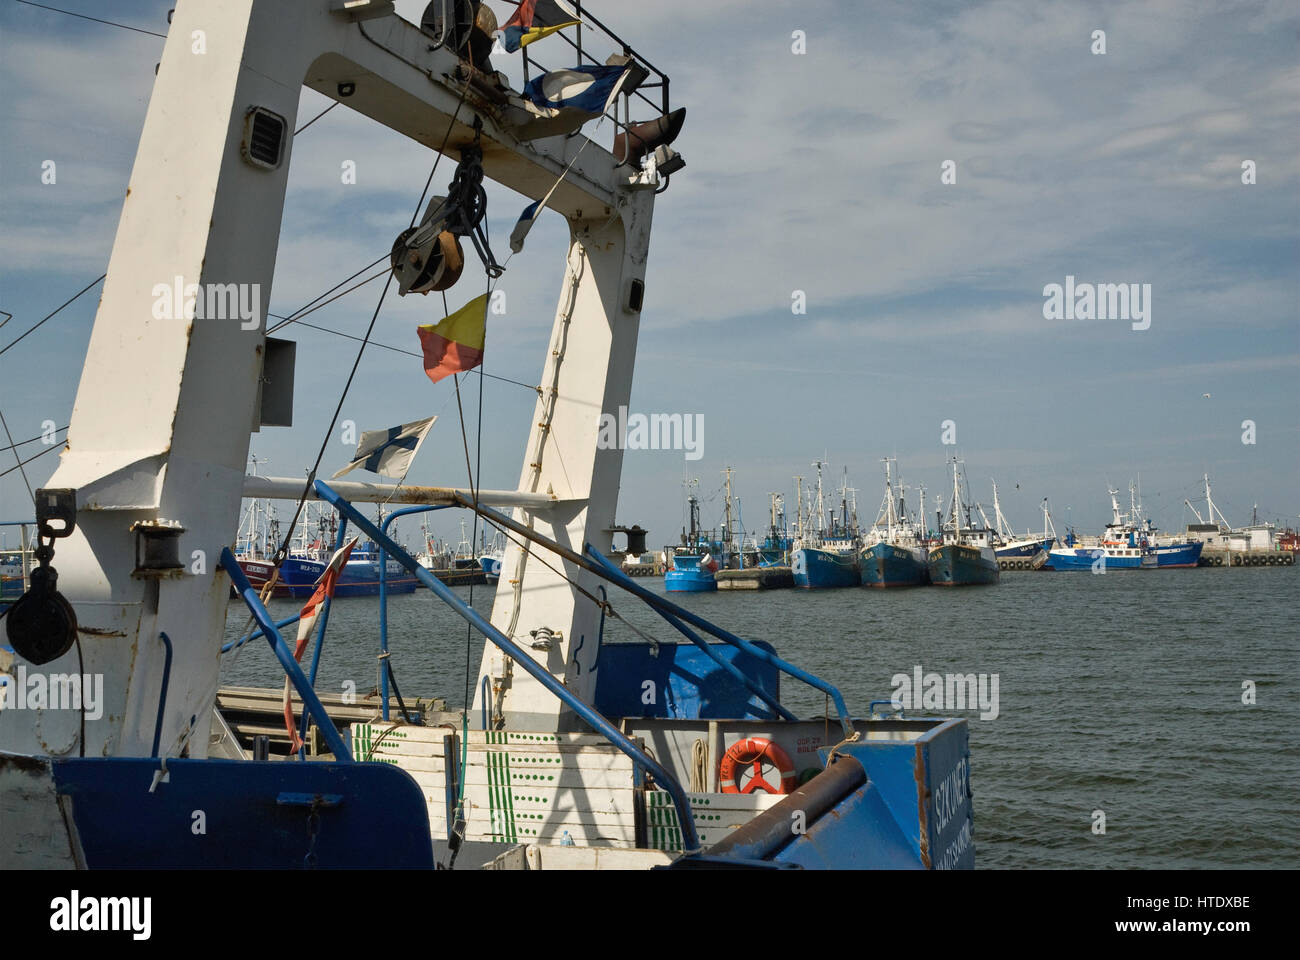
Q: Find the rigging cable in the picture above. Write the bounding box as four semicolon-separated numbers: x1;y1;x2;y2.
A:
0;274;104;359
0;425;68;456
266;77;473;570
0;439;64;480
11;0;166;39
0;408;35;504
294;101;340;136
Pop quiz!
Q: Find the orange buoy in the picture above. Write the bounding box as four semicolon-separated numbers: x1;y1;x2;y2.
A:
719;737;797;795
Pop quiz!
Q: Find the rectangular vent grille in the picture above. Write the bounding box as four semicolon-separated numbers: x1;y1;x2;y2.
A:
242;107;286;170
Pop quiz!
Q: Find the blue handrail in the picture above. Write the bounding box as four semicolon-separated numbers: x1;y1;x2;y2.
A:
379;504;451;721
582;544;853;734
314;480;701;853
586;550;795;722
221;547;353;761
222;613;301;653
150;632;173;759
445;497;855;737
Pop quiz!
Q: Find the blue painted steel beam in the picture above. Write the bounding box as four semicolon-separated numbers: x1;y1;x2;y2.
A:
586;550;795;722
221;547;353;761
314;479;701;853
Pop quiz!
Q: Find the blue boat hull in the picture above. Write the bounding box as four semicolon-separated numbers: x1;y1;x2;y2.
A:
928;544;999;585
792;547;861;588
274;555;420;598
479;555;502;584
665;555;717;592
994;538;1053;559
860;541;930;587
1046;541;1203;571
1151;541;1204;567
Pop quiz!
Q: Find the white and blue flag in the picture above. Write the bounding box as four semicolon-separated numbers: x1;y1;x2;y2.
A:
332;416;436;480
522;64;628;118
510;199;543;254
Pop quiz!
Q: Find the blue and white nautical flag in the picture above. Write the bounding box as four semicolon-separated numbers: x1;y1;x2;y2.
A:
510;200;543;254
522;64;629;118
331;416;435;479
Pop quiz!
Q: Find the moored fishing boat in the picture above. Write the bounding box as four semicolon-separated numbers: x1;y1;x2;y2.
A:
1043;483;1203;571
985;482;1056;560
862;539;931;587
928;457;1000;585
859;458;929;587
664;490;718;592
791;459;861;588
791;541;860;588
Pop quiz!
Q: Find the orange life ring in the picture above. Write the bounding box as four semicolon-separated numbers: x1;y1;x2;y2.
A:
719;737;797;795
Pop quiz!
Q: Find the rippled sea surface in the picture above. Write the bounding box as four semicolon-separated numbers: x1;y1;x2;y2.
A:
222;566;1299;869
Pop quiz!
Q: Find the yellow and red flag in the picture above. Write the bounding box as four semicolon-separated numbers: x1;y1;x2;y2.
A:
418;293;487;384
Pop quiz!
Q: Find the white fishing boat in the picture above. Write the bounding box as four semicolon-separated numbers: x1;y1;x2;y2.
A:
2;0;972;871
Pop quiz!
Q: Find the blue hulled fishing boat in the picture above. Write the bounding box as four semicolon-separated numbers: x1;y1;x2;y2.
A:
859;458;930;587
665;490;718;592
985;481;1055;561
1045;484;1203;570
928;458;1000;586
791;460;861;588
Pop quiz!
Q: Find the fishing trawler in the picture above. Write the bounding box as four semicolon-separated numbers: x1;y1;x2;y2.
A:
928;457;1000;586
859;458;929;587
664;487;718;592
2;0;972;871
477;529;506;584
1045;483;1202;570
237;500;419;597
791;460;861;588
985;481;1055;560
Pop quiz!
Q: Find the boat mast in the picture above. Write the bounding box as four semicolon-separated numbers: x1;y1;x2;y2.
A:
842;474;849;535
992;479;1013;540
723;466;734;553
813;459;826;540
950;456;963;544
882;457;896;540
794;475;804;541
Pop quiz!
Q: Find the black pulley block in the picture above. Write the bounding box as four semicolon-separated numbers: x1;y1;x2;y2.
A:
6;565;78;666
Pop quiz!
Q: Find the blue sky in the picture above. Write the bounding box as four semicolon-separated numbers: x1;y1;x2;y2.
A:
1;0;1296;551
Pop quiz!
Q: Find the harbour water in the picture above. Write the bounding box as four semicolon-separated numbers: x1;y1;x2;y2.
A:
222;567;1299;869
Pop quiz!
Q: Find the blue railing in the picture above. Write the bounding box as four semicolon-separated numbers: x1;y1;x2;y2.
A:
447;497;855;738
150;632;173;759
378;504;451;721
222;547;352;761
314;479;701;853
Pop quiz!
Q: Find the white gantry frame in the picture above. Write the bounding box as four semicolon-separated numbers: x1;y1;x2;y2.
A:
0;0;660;758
